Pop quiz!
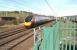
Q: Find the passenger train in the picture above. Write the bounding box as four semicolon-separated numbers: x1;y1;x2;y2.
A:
23;15;54;28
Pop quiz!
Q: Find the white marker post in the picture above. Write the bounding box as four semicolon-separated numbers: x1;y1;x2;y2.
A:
34;28;36;45
39;27;41;30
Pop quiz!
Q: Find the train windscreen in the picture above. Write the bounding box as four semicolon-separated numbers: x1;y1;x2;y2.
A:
25;16;32;22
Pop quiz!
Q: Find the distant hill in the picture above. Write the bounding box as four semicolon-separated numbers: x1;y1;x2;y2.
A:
0;11;54;17
64;15;77;21
0;11;33;17
65;15;77;17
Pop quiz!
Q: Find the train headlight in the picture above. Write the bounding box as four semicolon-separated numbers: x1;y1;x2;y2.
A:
24;22;31;26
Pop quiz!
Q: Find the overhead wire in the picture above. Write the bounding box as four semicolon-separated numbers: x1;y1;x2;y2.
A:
0;0;28;11
12;0;58;16
0;0;46;15
6;0;38;13
6;0;25;10
44;0;57;16
0;1;20;11
13;0;45;12
0;0;57;15
0;0;27;16
0;3;13;10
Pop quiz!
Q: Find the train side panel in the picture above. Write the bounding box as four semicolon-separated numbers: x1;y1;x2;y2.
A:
24;16;52;28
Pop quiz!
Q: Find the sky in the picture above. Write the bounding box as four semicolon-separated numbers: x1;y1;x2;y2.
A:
0;0;77;16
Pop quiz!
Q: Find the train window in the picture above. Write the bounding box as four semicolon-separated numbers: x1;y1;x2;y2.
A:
25;16;32;22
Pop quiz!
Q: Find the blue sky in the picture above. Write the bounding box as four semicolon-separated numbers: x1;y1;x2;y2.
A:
0;0;77;16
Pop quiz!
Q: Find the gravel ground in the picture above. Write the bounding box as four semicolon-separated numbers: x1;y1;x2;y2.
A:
10;21;53;50
11;34;34;50
0;23;24;33
0;24;17;32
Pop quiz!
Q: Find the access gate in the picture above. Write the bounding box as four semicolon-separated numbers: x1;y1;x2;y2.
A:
34;17;77;50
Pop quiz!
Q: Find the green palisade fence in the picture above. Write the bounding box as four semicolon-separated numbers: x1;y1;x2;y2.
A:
34;18;77;50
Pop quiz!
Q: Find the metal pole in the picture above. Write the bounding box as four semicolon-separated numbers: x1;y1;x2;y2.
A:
39;27;41;30
34;28;36;45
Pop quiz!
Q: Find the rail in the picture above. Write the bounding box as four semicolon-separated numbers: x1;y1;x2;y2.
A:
0;20;53;50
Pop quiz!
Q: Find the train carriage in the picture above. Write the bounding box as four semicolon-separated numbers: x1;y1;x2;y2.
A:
24;15;53;28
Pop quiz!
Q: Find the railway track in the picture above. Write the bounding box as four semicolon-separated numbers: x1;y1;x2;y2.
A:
0;21;55;50
0;29;33;50
0;28;26;39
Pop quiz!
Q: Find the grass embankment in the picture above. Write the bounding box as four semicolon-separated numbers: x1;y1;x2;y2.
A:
0;24;17;33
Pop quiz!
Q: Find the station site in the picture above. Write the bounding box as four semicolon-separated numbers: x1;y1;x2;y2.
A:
0;0;77;50
0;12;77;50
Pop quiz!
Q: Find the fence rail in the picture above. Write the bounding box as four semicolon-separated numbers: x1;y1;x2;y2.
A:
34;18;77;50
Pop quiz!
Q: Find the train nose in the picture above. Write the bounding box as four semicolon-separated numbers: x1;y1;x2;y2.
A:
24;22;31;26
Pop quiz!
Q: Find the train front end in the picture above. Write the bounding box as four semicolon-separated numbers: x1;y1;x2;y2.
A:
24;22;31;27
24;16;33;28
